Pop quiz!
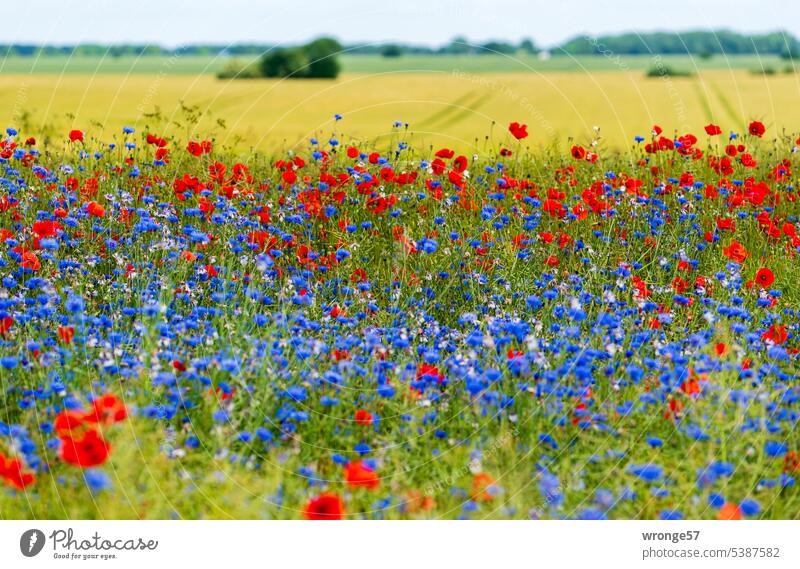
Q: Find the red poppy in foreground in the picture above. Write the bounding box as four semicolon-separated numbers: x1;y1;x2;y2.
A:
0;454;36;490
571;145;586;160
723;240;749;263
68;129;84;142
87;201;105;218
718;503;743;520
762;324;788;345
187;140;212;157
354;409;373;426
60;429;111;468
755;267;774;288
344;460;380;490
57;325;75;344
304;493;345;520
705;124;722;136
748;121;766;137
84;394;128;425
471;472;497;502
508;122;528;140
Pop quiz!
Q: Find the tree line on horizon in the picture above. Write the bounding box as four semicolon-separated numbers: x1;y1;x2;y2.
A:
3;30;798;59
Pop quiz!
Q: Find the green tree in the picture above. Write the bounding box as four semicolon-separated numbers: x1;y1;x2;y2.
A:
303;37;343;78
259;47;309;78
519;38;538;54
381;44;403;58
479;41;516;55
440;36;473;55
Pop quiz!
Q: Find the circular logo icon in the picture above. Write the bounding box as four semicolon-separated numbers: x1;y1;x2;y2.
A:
20;529;46;557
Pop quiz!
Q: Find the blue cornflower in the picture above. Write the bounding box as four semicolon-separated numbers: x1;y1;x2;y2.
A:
626;463;663;482
84;469;112;494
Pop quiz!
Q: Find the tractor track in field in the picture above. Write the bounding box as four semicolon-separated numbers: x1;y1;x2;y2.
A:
691;78;715;122
417;89;494;130
414;90;479;129
708;81;743;127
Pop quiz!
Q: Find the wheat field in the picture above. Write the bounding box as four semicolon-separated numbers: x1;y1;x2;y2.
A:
1;69;798;153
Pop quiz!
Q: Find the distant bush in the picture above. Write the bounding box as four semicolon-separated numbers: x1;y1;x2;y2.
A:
259;37;342;79
260;48;309;78
381;45;403;58
752;67;777;75
645;65;693;78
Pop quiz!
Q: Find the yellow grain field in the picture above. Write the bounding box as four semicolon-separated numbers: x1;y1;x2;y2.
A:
1;70;799;153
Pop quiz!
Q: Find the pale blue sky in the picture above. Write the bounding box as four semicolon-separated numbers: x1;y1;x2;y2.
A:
4;0;798;48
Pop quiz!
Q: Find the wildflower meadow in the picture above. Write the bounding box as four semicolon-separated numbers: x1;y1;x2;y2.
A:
0;116;799;521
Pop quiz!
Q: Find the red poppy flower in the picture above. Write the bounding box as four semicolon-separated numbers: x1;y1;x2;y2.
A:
344;460;380;490
0;454;35;490
304;493;345;520
350;268;367;283
87;201;105;218
208;162;227;182
704;124;722;136
54;410;89;439
32;220;63;237
186;141;203;157
542;198;566;219
447;170;464;188
716;218;735;232
740;153;757;168
453;155;468;173
430;158;446;175
723;240;748;263
354;409;373;426
416;363;444;383
17;250;40;271
543;255;559;266
68;130;84;142
755;267;774;288
60;429;111;468
471;472;496;502
748;121;765;137
282;170;297;184
571;145;586;160
508;122;528;140
146;133;167;147
719;503;743;520
57;325;75;344
680;378;701;396
0;316;12;337
762;324;788;345
84;394;128;425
